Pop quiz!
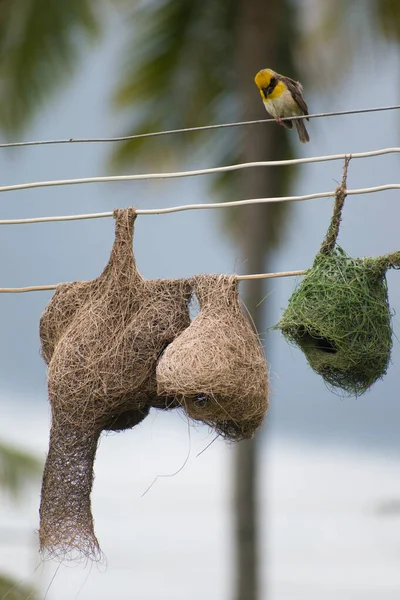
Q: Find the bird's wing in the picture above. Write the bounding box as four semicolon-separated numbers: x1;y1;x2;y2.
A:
281;76;309;120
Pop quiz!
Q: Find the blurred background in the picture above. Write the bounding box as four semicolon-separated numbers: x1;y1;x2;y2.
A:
0;0;400;598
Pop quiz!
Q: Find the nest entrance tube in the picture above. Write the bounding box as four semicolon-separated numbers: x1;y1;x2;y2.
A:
39;207;191;560
156;274;269;440
39;425;101;560
278;157;400;395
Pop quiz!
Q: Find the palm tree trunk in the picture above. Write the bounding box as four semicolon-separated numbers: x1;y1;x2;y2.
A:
234;1;285;599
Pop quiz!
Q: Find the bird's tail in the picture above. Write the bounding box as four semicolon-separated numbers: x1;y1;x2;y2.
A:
295;119;310;143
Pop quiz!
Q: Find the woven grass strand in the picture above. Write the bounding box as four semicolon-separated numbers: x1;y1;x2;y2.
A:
320;155;351;255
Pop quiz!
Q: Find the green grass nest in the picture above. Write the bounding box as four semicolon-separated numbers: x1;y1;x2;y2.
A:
278;247;399;396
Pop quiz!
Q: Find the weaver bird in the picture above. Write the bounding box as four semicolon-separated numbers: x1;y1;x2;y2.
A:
254;68;310;143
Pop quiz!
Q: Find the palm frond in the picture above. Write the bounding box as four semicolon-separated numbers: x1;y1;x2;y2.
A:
0;0;100;133
298;0;400;90
111;0;300;251
212;0;299;251
111;0;237;167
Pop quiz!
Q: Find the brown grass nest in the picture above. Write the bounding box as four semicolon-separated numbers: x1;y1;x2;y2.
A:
39;208;269;561
156;274;269;440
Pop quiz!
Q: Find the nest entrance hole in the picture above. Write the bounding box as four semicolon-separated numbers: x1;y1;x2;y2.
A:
297;327;337;354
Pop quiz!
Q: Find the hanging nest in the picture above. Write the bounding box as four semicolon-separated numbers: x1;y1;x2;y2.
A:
156;274;269;440
278;157;400;395
39;207;191;560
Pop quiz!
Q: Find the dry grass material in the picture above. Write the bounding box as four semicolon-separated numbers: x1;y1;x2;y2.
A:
39;207;191;560
156;274;269;440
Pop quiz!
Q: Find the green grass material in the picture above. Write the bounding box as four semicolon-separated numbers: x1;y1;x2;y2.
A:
278;247;397;396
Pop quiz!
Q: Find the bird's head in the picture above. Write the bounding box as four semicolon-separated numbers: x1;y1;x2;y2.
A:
254;68;278;99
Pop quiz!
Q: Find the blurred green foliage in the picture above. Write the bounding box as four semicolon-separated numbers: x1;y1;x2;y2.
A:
0;443;41;599
0;0;100;133
375;0;400;41
0;574;39;600
0;441;41;498
111;0;237;166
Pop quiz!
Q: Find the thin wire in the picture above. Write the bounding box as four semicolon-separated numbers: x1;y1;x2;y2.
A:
0;212;114;225
0;271;313;293
236;270;307;280
0;284;61;293
1;148;398;291
1;182;399;225
1;105;399;149
1;147;400;194
137;184;400;214
3;174;398;291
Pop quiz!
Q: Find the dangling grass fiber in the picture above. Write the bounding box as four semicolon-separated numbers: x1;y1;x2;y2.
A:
278;157;400;395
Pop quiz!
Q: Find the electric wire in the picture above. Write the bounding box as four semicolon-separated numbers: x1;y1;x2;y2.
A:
0;270;309;293
1;147;400;194
0;182;399;225
0;105;399;149
0;128;398;290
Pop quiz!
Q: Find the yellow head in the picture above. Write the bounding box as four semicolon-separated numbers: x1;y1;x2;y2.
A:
254;68;277;91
